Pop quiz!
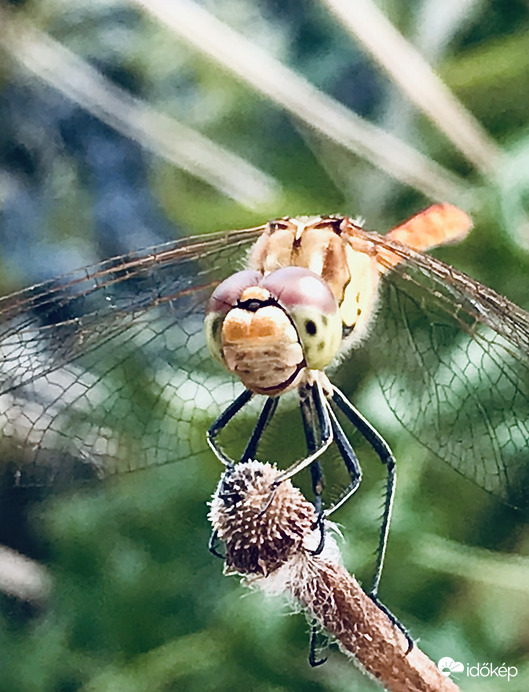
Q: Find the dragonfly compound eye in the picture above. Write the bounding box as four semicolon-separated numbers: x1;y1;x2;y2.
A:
261;267;342;370
205;270;262;365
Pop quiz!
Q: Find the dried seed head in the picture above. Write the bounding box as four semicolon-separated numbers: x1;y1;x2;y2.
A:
208;460;317;576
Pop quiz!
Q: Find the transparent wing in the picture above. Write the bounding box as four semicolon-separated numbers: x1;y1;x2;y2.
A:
2;221;529;509
351;231;529;510
0;227;263;485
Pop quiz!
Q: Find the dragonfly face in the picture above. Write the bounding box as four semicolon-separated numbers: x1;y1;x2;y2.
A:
205;266;343;395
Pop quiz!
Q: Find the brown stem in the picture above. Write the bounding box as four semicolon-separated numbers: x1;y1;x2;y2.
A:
287;552;460;691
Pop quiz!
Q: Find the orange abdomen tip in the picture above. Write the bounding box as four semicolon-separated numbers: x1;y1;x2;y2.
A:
387;203;473;252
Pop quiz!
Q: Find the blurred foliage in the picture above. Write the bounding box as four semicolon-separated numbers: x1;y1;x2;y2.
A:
1;1;529;691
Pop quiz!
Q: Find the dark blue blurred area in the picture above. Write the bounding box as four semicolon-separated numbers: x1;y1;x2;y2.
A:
59;105;178;258
0;75;179;291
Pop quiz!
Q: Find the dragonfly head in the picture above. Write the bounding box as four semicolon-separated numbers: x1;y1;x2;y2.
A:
205;267;342;395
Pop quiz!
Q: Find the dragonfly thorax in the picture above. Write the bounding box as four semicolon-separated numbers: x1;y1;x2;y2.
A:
250;215;382;345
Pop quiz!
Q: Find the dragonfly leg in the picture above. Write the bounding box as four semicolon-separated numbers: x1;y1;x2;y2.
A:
240;396;279;463
299;386;327;554
331;385;396;600
327;388;412;650
296;382;357;557
368;593;414;654
299;384;325;516
207;388;254;465
308;620;328;667
208;464;243;557
208;529;225;559
208;395;279;551
305;393;363;555
274;380;333;486
322;406;363;516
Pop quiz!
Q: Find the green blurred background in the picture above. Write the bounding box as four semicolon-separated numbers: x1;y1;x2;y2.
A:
1;1;529;690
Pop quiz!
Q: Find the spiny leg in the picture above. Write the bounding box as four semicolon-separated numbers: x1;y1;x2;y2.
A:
299;384;325;516
274;379;333;486
207;388;254;465
208;529;224;559
306;403;363;557
208;394;278;556
331;385;396;598
240;396;279;463
308;621;328;667
208;464;240;559
330;385;412;651
299;383;327;554
324;405;363;516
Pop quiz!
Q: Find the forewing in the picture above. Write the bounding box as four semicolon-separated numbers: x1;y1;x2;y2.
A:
354;231;529;509
0;227;263;485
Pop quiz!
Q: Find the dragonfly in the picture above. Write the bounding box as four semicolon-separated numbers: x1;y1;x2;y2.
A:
0;203;528;603
202;202;529;602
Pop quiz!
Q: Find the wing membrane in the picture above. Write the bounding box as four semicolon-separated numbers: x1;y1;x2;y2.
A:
0;228;262;484
357;232;529;509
